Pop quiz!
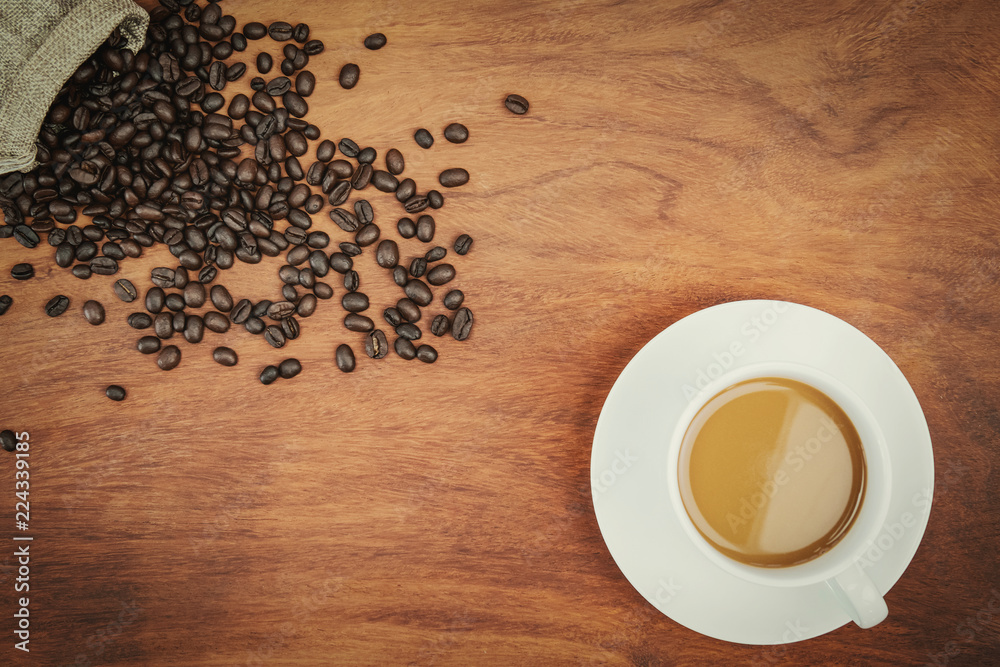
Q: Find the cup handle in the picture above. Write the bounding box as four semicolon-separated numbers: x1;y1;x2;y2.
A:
825;562;888;629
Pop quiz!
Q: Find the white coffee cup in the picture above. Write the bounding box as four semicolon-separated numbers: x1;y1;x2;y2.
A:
666;361;892;629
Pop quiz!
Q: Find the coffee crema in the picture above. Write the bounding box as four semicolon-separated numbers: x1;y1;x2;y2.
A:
678;377;866;568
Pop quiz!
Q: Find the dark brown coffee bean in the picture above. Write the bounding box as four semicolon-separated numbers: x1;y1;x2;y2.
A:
376;240;399;268
295;70;316;97
342;292;369;312
454;234;473;255
383;307;402;327
213;346;238;366
267;301;296;320
427;190;444;209
293;23;310;43
264;324;286;348
157;345;181;371
314;282;334;299
279;358;302;378
112;278;137;302
395;178;415;202
394;337;416;360
137;335;161;354
443;123;468;143
204;311;230;333
45;295;70;317
443;290;464;310
330;252;353;273
431;314;450;336
297;294;317;317
244;22;267;39
439;168;469;188
396;298;421;323
354;199;374;224
304;39;325;55
128;312;153;329
316;139;335;162
339;242;362;257
232;33;247;51
344;313;374;332
328;181;351;206
259;365;279;384
252;90;275;113
425;246;447;262
230;299;252;324
106;385;126;401
91;257;119;275
364;33;387;50
342;270;359;292
184;315;204;344
505;93;529;114
427;263;456;286
414;128;433;149
269;21;293;41
392;265;408;287
145;286;166;313
355;223;380;247
256;52;273;74
397;217;416;238
154;313;173;339
365;329;389;359
82;300;105;325
10;263;33;280
339;63;360;89
371;170;398;192
416;344;438;363
351;164;373;189
409;257;427;278
335;344;355;372
201;93;225;113
0;295;11;316
404;195;429;214
165;294;185;313
245;317;266;334
396;322;421;341
266;76;291;95
385;148;404;175
452;307;474;341
416;215;435;242
283;90;308;117
183;282;207;308
357;147;377;164
404;280;433;306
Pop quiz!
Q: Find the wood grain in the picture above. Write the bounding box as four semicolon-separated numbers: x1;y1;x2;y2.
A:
1;0;998;664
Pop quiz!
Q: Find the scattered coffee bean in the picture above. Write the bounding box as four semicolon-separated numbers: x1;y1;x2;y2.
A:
278;358;302;378
452;307;474;340
210;285;233;311
425;246;446;262
505;93;530;114
427;263;456;285
394;337;416;360
257;52;273;74
1;430;15;452
10;263;33;280
339;63;360;89
416;215;435;242
157;345;181;370
269;21;293;41
396;322;422;341
364;33;387;50
344;313;375;332
427;190;444;209
204;311;230;333
439;168;470;188
431;314;450;336
444;123;468;143
82;300;105;325
416;344;438;363
105;385;126;401
409;257;427;278
264;325;286;348
336;344;355;372
364;330;389;359
392;265;408;287
137;335;161;354
396;298;421;323
113;278;137;302
414;128;433;148
376;240;399;268
128;312;152;329
397;217;417;239
454;234;473;255
342;292;369;312
0;295;11;316
260;365;280;384
385;148;404;175
45;295;70;317
443;290;464;310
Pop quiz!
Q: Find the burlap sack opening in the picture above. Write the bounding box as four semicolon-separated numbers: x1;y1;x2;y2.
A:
0;0;149;175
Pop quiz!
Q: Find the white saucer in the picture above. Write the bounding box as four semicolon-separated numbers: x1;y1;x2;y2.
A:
591;300;934;644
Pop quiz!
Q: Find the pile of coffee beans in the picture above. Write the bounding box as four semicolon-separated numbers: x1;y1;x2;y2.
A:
0;0;531;399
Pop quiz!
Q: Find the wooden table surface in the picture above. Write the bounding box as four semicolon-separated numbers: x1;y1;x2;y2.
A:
1;0;998;664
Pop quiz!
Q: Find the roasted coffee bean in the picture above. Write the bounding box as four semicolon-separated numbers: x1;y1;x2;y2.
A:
404;195;429;214
210;285;233;311
335;344;355;372
264;324;286;348
278;265;300;285
226;62;247;81
409;257;427;278
286;131;308;156
295;70;316;97
232;32;247;51
184;315;204;343
425;246;447;262
45;295;70;317
161;293;183;312
313;282;333;299
376;240;399;268
414;128;433;149
256;52;273;74
354;199;373;224
230;299;252;324
385;148;404;175
394;337;416;360
371;170;398;192
344;313;374;332
278;358;302;378
339;242;362;257
392;265;408;287
351;164;373;189
397;217;416;238
75;241;97;262
106;385;126;401
1;430;17;452
252;300;272;318
151;267;175;288
306;231;329;249
396;298;421;323
183;281;206;308
404;280;433;306
416;215;435;242
339;63;360;89
330;208;359;233
416;344;438;363
427;190;444;209
427;263;456;285
245;316;265;334
250;76;266;90
209;61;227;90
444;123;468;143
10;263;33;280
0;295;11;316
145;286;166;314
266;76;291;96
395;178;416;202
439;168;469;188
342;292;369;312
364;329;388;359
91;257;119;275
153;313;173;339
452;307;474;340
364;32;387;50
443;289;464;310
204;311;230;332
269;21;293;41
172;311;187;333
201;93;225;113
297;294;318;317
396;322;422;341
316;139;335;162
128;312;152;329
293;22;310;43
357;147;377;165
252;90;275;113
157;345;181;371
454;234;473;255
82;300;105;325
505;93;530;114
355;223;379;247
309;250;330;276
259;364;279;384
303;39;325;55
343;270;359;291
198;266;217;283
281;316;300;340
213;346;238;366
229;93;250;119
244;22;267;39
109;278;136;303
283;91;308;117
137;336;161;354
13;225;40;248
431;314;450;336
329;252;353;273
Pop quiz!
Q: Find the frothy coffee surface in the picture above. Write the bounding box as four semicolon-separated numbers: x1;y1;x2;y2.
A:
678;377;866;568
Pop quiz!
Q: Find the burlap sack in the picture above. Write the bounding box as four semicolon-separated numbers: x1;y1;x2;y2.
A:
0;0;149;175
